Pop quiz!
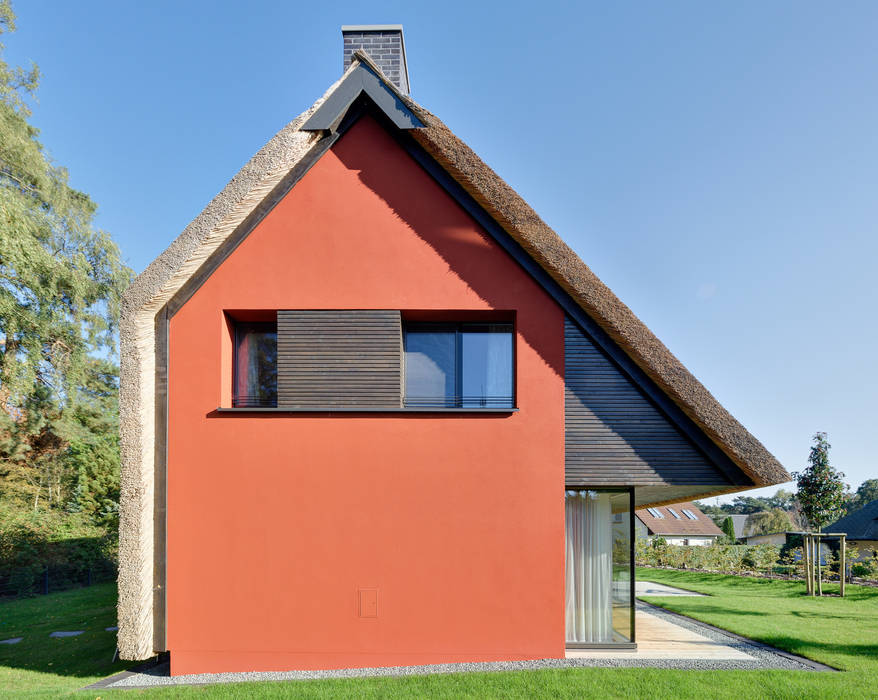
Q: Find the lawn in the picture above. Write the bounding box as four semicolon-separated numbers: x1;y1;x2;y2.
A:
0;583;128;696
635;567;878;673
0;574;874;698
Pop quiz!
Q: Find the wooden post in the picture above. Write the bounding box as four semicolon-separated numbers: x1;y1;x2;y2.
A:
802;535;811;594
817;533;823;597
840;534;846;598
808;535;816;596
804;535;812;595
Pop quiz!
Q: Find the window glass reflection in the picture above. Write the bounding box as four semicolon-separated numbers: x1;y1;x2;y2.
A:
234;323;277;407
404;322;513;408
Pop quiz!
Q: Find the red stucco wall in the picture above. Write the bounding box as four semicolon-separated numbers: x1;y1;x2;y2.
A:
166;115;566;674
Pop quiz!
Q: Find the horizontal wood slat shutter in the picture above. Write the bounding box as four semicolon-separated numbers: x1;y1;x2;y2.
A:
277;310;402;408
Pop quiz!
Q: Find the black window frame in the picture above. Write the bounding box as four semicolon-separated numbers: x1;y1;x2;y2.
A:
402;321;515;409
232;320;278;408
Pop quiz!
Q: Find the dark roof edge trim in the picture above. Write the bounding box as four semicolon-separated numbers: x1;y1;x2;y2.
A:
302;61;422;132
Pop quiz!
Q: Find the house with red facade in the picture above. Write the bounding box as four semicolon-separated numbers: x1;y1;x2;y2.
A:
117;26;789;675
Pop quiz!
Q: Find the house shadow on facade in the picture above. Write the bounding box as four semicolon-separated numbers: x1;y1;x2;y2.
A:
332;113;743;490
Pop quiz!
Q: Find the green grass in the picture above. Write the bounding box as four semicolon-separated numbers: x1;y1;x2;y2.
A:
635;568;878;673
0;583;127;696
0;573;876;698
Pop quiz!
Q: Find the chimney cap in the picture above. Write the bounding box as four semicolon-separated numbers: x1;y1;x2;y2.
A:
341;24;404;31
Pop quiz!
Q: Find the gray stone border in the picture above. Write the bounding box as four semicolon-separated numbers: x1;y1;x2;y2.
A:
84;603;832;690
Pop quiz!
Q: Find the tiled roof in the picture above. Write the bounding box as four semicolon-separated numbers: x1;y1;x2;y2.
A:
636;502;724;537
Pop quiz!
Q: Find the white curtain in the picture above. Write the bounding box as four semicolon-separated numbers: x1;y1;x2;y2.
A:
565;490;612;644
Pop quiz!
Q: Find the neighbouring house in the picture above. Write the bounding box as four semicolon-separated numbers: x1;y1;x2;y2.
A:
826;499;878;561
744;531;789;547
117;25;790;675
635;502;724;546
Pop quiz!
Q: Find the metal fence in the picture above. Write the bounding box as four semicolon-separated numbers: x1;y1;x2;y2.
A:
0;559;116;599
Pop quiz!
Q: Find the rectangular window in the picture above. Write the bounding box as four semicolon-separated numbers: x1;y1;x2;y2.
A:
233;322;277;407
565;489;633;646
682;509;698;520
667;507;682;519
646;507;664;519
403;322;514;408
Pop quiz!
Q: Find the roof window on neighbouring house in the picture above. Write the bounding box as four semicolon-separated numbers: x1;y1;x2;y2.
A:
646;507;664;519
682;508;698;520
667;507;682;519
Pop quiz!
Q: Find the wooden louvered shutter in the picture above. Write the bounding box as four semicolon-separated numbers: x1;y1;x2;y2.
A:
277;310;402;408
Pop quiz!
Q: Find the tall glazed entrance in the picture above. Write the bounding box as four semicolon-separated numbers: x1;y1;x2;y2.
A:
565;489;635;647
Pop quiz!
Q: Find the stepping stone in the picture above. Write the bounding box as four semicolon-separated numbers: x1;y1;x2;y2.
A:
105;626;118;632
50;631;84;638
0;637;22;644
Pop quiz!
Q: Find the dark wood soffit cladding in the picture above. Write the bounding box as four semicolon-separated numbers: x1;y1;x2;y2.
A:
277;310;402;408
633;484;751;509
152;306;168;653
564;317;747;489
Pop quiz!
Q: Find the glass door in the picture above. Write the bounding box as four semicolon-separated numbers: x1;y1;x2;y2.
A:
565;489;634;646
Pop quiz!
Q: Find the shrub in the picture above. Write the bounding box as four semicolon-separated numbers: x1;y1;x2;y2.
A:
636;540;778;575
0;504;116;597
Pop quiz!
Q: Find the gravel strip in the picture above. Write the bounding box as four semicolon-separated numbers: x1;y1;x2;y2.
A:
92;605;830;689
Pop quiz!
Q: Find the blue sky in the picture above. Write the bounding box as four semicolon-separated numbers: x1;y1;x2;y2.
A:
6;1;877;500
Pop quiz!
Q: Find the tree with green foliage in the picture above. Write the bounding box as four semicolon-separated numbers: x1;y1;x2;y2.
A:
794;432;847;532
846;479;878;514
0;0;131;519
766;488;798;512
720;516;736;543
695;489;800;518
747;508;793;536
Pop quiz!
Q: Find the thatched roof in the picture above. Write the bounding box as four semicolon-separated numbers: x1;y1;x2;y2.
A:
118;50;789;660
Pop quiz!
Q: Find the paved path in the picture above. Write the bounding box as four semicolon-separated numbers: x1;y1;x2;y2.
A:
635;580;706;597
567;606;745;661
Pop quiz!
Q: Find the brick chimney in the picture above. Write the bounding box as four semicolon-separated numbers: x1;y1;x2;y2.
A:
342;25;410;95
